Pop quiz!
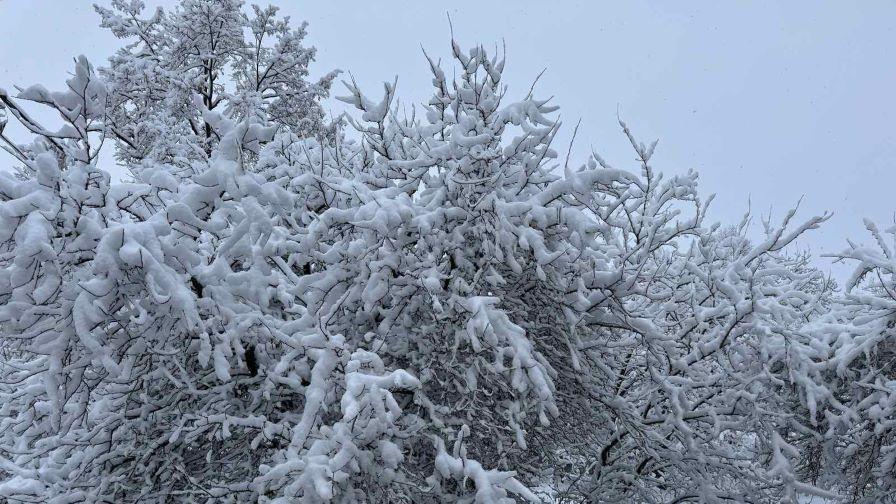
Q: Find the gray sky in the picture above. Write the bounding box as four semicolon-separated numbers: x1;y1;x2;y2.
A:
2;0;895;279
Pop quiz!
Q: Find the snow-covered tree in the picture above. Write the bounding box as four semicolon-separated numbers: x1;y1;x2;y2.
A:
284;39;841;503
786;220;896;503
95;0;338;168
0;57;121;500
0;56;421;502
521;143;838;502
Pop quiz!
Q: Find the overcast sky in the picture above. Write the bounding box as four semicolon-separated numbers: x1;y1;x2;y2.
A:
2;0;895;279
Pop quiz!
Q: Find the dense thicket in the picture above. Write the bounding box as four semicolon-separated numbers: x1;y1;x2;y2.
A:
0;1;892;503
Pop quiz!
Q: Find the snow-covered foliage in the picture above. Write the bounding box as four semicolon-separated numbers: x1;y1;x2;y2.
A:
0;3;893;502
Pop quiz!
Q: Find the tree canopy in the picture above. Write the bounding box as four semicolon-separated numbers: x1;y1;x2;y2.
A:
0;1;892;503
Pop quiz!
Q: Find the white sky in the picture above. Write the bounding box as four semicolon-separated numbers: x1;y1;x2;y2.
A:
2;0;895;280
